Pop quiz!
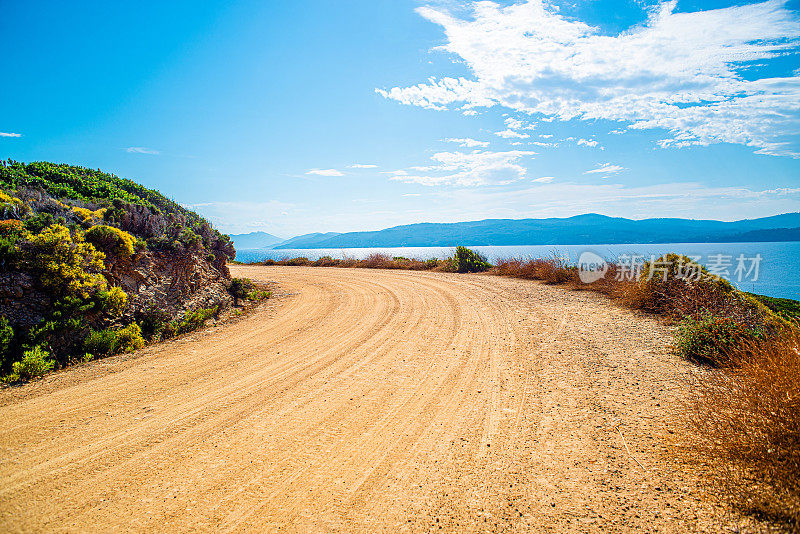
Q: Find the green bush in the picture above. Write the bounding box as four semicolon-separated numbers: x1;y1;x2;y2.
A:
675;314;764;365
138;307;170;341
4;346;54;382
0;232;22;270
84;225;136;258
114;323;145;352
178;228;201;249
22;212;55;234
95;287;128;315
748;293;800;322
229;277;255;306
83;324;145;357
248;289;271;301
0;316;15;372
167;306;219;337
452;246;491;273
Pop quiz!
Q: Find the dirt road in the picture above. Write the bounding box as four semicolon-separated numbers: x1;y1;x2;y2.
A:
0;266;731;531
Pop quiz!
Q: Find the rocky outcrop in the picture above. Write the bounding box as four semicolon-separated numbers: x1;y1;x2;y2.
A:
0;271;48;328
0;248;231;333
108;249;232;321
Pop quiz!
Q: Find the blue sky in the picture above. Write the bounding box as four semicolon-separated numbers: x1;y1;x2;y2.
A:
1;0;799;237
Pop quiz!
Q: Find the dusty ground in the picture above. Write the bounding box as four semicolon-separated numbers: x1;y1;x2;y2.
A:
0;266;748;532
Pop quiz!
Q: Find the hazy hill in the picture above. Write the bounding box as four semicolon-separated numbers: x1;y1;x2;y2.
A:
230;231;284;249
272;213;800;248
273;232;342;249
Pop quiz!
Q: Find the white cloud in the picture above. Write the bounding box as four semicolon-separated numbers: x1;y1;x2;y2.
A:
507;116;536;130
377;0;800;157
577;138;599;147
445;137;490;147
584;162;625;175
540;134;553;139
306;168;345;176
388;149;536;186
403;193;422;197
528;141;556;147
533;176;555;183
608;129;626;135
0;132;21;138
495;129;530;139
125;146;159;155
348;163;378;168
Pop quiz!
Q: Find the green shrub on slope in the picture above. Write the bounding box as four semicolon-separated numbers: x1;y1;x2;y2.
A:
83;324;145;358
452;246;491;273
4;346;53;382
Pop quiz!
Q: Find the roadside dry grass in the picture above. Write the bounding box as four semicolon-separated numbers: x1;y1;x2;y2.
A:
686;329;800;530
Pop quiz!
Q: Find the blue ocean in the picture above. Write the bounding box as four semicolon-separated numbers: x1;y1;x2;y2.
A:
235;242;800;300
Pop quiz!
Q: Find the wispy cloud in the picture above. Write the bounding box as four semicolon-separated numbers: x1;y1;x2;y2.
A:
377;0;800;157
348;163;378;168
533;176;555;183
584;162;625;175
528;141;556;147
495;129;529;139
0;132;21;138
445;137;489;148
387;149;536;186
306;168;344;176
577;138;599;148
125;146;160;155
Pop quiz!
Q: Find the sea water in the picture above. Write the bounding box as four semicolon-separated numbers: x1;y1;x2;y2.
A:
235;242;800;300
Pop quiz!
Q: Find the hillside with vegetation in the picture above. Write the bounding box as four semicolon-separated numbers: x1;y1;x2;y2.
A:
0;160;239;381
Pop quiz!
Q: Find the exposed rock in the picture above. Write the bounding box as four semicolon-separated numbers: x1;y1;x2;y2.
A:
108;249;232;320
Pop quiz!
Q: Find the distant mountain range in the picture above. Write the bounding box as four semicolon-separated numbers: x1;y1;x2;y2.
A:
231;213;800;250
227;231;284;249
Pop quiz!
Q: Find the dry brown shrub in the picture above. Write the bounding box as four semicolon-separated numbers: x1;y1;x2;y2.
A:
494;256;577;283
431;257;455;272
281;257;311;266
404;259;430;271
338;256;358;268
359;253;392;269
495;258;524;277
688;329;800;528
533;257;577;284
312;256;340;267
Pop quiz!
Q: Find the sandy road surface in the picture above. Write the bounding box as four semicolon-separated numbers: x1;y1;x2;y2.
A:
0;266;733;532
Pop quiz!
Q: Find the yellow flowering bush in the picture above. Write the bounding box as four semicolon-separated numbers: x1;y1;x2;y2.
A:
24;224;107;298
85;224;135;258
0;190;27;219
72;206;106;223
